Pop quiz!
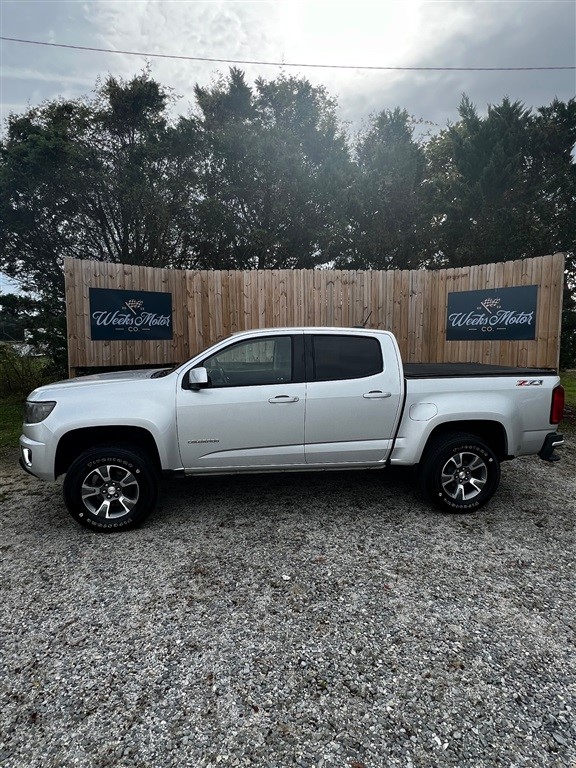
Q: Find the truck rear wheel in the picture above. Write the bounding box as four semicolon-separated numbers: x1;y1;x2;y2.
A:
63;445;159;531
421;432;500;513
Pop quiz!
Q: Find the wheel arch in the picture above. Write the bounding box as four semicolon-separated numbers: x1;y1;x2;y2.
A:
422;420;508;463
55;426;162;478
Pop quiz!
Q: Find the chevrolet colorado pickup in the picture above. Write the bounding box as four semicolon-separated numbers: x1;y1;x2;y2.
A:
20;327;565;531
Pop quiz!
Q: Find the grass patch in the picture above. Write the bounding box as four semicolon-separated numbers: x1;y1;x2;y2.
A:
0;346;56;456
0;346;52;400
0;399;23;451
560;370;576;432
561;370;576;408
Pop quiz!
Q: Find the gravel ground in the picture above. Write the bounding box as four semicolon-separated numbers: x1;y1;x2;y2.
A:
1;437;575;768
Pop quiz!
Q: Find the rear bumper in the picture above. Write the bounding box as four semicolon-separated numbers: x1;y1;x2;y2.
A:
539;432;564;462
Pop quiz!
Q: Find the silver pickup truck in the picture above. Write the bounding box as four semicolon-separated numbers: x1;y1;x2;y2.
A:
20;327;565;531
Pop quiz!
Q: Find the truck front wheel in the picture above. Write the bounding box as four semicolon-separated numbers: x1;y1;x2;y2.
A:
421;432;500;513
63;445;159;531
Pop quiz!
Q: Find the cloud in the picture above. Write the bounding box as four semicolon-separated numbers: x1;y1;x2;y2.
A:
1;0;574;131
329;0;576;127
1;66;95;87
84;0;285;105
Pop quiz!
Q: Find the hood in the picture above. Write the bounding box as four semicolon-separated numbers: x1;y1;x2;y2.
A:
27;368;174;400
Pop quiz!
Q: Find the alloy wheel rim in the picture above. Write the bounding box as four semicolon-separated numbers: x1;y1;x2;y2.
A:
440;451;488;501
80;464;140;518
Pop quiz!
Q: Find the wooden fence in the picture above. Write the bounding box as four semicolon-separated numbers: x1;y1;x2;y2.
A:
64;253;565;376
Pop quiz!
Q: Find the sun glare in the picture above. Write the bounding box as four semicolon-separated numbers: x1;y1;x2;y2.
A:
278;0;423;67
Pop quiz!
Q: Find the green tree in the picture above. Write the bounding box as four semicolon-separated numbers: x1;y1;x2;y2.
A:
335;108;426;269
191;68;352;269
0;293;35;342
423;95;576;268
0;72;201;370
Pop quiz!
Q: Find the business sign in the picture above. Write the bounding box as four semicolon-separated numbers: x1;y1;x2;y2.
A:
446;285;538;341
89;288;173;341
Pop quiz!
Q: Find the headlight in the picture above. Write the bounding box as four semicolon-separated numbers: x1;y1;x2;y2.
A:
25;401;56;424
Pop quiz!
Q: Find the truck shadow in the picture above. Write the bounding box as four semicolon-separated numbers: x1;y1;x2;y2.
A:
157;465;421;527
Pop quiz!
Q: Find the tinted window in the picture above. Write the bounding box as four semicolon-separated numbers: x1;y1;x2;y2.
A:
312;335;382;381
202;336;292;387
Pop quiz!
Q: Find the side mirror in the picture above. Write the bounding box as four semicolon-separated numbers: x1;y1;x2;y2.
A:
186;367;209;390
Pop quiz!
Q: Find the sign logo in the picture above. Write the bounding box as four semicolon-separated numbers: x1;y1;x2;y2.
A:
446;285;538;341
480;297;501;314
89;288;173;341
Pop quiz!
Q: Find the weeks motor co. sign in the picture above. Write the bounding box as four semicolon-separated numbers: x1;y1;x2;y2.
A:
446;285;538;341
89;288;173;341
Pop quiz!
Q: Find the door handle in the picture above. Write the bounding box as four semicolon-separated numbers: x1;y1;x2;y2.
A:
363;391;392;399
268;395;300;403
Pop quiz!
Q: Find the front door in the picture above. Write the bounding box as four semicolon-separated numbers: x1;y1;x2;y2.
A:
176;334;306;470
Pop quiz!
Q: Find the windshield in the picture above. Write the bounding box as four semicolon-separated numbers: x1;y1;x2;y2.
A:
150;366;176;379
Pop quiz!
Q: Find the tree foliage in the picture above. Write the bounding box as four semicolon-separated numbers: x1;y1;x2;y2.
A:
335;108;426;269
423;96;576;270
0;293;35;342
191;68;351;268
1;70;575;369
0;72;201;367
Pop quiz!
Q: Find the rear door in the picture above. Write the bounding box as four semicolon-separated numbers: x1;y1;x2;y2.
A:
304;332;403;465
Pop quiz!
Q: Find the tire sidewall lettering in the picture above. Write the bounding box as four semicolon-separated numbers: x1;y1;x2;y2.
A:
87;457;133;470
440;496;482;510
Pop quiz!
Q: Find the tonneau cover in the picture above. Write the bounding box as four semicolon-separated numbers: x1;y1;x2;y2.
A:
404;363;557;379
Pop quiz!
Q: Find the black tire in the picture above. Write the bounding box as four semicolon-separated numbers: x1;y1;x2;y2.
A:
420;432;500;513
63;445;159;531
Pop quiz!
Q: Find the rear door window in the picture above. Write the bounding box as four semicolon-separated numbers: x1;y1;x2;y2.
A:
311;335;383;381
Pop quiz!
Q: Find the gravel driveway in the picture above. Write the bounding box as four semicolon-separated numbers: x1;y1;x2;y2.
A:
1;437;575;768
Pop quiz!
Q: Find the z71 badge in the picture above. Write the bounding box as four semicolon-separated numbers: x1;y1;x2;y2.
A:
516;379;544;386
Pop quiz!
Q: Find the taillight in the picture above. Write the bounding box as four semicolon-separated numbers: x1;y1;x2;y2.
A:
550;385;565;424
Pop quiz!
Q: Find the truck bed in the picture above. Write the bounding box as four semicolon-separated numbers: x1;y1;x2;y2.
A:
403;363;557;379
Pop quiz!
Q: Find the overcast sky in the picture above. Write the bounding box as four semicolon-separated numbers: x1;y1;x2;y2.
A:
0;1;574;296
1;0;575;135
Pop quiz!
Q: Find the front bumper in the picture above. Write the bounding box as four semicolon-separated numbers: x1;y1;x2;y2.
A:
539;432;564;462
19;455;39;478
19;434;55;481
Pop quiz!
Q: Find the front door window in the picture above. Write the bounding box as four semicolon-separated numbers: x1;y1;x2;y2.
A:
203;336;292;387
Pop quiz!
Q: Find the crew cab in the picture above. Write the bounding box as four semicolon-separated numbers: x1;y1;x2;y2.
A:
20;327;565;531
